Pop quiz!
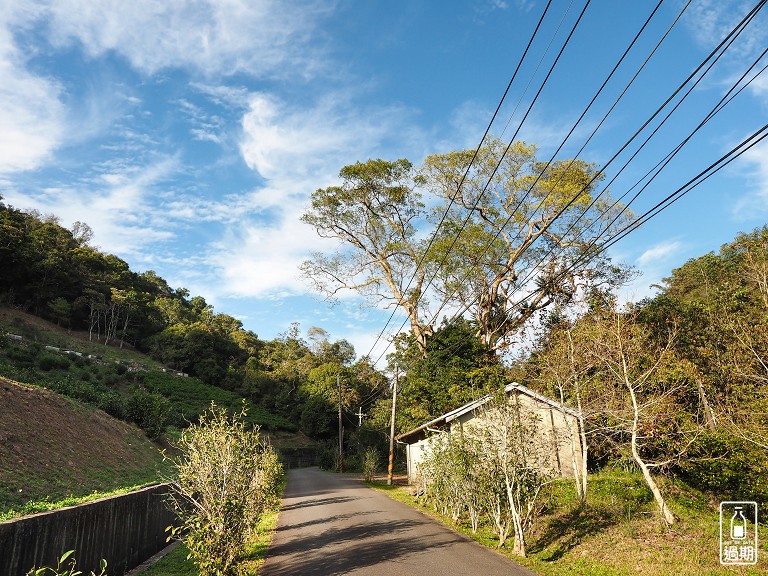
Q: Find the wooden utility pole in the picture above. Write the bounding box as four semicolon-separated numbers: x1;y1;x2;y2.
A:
387;367;399;485
338;373;344;472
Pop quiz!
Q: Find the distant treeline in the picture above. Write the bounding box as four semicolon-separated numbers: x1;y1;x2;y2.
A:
0;199;387;446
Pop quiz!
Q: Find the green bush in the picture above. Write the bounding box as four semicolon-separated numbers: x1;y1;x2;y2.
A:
126;388;170;439
317;440;338;471
166;404;283;576
48;376;103;404
37;353;70;371
677;431;768;506
363;447;379;482
98;391;126;420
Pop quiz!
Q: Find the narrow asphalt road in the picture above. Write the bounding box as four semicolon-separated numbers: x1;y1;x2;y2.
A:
260;467;538;576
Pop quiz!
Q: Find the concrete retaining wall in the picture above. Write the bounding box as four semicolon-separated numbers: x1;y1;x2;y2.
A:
0;483;176;576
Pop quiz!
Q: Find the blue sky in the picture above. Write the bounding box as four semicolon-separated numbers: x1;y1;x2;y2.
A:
1;0;767;362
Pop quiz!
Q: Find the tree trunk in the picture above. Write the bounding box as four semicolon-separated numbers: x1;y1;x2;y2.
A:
696;377;717;430
627;379;675;526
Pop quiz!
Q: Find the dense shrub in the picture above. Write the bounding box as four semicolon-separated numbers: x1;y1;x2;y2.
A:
363;447;379;482
677;431;768;507
166;404;283;576
98;391;126;420
37;353;70;371
125;388;170;439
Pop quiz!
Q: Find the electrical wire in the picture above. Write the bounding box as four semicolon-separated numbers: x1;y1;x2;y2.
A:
421;0;678;332
360;0;557;362
503;7;768;315
435;0;765;346
374;0;767;370
365;0;593;368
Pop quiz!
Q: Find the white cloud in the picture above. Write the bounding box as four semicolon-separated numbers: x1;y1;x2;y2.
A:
613;239;686;304
0;25;65;174
42;0;332;79
240;92;407;182
204;92;422;299
683;1;768;93
2;156;180;255
733;141;768;219
209;203;317;298
636;239;684;267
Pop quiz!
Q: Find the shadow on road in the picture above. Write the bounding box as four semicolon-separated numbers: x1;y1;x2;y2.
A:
281;496;356;511
263;517;463;576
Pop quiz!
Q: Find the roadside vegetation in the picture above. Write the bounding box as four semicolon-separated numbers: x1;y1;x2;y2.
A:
2;141;768;573
371;470;767;575
158;405;284;576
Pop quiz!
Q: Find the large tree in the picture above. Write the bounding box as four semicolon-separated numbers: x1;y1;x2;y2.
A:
422;139;632;351
301;159;439;354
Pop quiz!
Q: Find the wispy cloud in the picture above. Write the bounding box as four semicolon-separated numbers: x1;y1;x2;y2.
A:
733;141;768;219
41;0;334;79
636;239;685;268
202;92;424;299
239;92;412;182
0;25;65;174
3;156;180;255
683;0;768;94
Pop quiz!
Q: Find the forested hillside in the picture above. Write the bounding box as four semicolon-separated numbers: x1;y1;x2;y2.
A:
3;194;768;513
0;200;388;454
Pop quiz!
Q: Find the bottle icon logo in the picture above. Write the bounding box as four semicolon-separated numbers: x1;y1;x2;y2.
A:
720;501;758;565
731;506;747;540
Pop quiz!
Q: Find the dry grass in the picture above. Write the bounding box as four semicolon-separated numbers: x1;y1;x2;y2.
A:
370;470;767;575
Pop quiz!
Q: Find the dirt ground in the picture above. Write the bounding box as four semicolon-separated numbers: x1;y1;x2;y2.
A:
0;377;165;510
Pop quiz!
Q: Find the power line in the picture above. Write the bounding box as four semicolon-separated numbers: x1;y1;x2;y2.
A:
372;0;675;364
362;0;557;362
380;0;767;367
422;0;678;332
443;0;765;339
502;1;768;312
431;118;768;364
368;0;594;366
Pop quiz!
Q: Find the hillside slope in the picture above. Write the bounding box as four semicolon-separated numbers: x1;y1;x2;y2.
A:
0;377;167;514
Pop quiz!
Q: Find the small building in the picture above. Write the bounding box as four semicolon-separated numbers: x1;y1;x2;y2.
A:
396;382;584;485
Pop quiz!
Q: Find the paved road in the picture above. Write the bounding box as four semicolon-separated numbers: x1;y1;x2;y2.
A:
260;467;538;576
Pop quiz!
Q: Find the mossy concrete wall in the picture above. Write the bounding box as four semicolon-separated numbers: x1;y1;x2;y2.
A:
0;483;176;576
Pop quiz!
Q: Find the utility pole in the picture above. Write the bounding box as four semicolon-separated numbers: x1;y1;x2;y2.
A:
356;406;365;426
387;367;399;485
338;373;343;472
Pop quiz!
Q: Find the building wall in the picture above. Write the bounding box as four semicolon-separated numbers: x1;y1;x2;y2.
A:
405;390;584;484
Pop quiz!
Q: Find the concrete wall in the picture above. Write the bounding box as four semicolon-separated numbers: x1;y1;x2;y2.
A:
0;483;176;576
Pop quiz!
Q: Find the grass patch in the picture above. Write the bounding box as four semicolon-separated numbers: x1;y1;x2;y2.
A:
141;544;197;576
0;484;157;521
369;470;768;575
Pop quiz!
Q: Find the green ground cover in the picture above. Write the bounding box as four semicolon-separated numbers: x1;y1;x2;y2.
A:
370;470;768;576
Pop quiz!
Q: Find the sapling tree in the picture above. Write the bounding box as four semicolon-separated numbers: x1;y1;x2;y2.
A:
166;403;283;576
589;311;683;526
469;392;554;556
418;390;554;556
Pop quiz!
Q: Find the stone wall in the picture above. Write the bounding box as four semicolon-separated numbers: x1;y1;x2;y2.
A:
0;483;175;576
